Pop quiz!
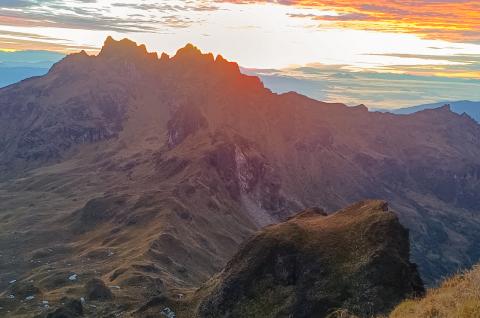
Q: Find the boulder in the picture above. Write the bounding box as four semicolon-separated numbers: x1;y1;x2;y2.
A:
85;278;113;301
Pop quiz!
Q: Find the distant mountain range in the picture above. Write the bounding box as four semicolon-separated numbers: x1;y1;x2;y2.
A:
375;100;480;122
0;67;50;88
1;37;480;317
0;50;63;87
244;66;480;110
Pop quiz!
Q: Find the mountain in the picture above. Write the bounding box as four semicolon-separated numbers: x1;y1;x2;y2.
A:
0;37;480;316
0;50;64;88
376;101;480;123
192;200;424;318
390;264;480;318
0;67;50;88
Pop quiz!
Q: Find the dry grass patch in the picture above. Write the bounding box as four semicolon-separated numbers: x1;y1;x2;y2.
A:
390;265;480;318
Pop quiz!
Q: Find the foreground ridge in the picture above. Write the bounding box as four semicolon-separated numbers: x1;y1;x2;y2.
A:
189;200;424;318
390;265;480;317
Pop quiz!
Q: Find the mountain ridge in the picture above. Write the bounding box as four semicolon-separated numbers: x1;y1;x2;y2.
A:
374;100;480;123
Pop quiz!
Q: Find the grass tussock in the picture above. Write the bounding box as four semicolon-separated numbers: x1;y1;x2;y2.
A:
389;265;480;318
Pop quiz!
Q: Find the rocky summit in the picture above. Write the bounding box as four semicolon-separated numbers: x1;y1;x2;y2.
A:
193;200;424;318
0;37;479;317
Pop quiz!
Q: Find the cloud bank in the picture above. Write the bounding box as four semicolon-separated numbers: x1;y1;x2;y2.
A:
220;0;480;43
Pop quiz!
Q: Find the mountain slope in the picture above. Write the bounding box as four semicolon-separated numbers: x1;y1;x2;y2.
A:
194;200;424;318
0;37;480;316
390;265;480;318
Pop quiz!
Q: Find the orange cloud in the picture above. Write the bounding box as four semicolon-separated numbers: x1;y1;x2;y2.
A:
222;0;480;43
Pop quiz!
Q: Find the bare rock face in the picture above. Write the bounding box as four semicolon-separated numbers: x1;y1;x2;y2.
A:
167;105;208;148
205;139;299;225
197;200;424;318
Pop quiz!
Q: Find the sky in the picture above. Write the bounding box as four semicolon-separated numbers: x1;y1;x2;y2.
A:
0;0;479;108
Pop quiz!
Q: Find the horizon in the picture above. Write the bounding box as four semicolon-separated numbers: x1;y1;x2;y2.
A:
1;1;479;107
1;35;480;109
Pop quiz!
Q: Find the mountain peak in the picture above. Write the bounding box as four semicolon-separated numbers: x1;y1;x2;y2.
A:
180;43;202;54
48;48;91;74
98;36;156;60
440;103;452;111
215;54;240;74
173;43;214;63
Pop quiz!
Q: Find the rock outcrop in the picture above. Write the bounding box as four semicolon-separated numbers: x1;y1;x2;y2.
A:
85;278;113;301
196;200;424;318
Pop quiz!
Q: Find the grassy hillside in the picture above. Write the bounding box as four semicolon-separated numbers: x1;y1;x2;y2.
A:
195;200;424;318
390;266;480;318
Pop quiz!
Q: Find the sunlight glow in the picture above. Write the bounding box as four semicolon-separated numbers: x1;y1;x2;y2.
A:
0;1;479;78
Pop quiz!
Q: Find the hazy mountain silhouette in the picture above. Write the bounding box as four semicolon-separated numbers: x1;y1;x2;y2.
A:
0;37;480;317
0;50;64;88
376;100;480;123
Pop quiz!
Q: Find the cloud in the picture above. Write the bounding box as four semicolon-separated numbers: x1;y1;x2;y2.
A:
365;53;480;78
0;0;478;81
0;0;222;51
0;29;97;52
1;0;478;44
245;61;480;109
242;47;480;108
0;0;217;32
219;0;480;43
